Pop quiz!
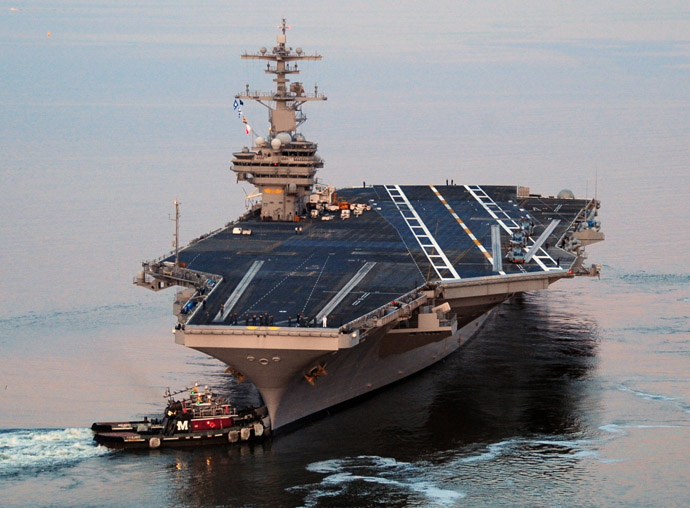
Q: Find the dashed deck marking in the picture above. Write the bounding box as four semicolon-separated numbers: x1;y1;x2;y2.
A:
429;185;506;275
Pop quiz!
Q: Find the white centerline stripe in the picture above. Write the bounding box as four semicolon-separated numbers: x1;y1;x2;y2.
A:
214;260;264;321
316;262;376;322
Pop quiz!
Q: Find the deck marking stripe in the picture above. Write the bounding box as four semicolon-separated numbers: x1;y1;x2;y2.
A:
384;185;460;280
214;260;265;321
464;185;529;272
243;253;316;313
429;185;506;275
316;262;376;322
301;255;331;314
523;219;560;263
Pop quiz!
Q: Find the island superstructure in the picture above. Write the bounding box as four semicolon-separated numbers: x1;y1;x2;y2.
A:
135;21;604;432
232;20;326;222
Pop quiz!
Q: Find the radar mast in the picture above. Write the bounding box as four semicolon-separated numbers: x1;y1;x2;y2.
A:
231;20;327;222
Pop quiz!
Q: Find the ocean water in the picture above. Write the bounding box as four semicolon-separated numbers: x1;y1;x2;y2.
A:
2;276;688;507
1;2;689;506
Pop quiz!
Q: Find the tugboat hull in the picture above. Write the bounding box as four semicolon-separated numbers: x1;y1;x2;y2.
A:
93;424;266;450
92;392;269;450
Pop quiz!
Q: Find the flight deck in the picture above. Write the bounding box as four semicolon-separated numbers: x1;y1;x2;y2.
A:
153;184;596;330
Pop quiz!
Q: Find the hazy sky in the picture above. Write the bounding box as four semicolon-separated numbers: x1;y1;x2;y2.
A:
1;1;689;317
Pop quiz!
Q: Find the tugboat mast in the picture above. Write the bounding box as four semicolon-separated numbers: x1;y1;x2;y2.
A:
172;200;180;266
231;20;327;222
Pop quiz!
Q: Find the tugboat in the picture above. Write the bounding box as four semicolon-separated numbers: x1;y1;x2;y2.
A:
92;384;269;449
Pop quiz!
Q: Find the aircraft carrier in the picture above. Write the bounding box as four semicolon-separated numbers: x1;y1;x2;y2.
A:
135;20;604;432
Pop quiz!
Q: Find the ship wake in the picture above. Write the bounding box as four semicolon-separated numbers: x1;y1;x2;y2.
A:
0;428;108;477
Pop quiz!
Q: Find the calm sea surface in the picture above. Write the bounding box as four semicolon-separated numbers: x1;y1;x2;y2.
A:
1;2;689;506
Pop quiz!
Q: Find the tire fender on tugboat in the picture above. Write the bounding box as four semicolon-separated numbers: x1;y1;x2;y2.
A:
253;422;264;437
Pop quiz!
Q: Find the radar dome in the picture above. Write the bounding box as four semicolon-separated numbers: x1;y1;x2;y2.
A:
260;47;267;55
296;47;303;55
255;136;265;147
270;138;282;150
276;132;292;144
293;133;305;142
557;189;575;199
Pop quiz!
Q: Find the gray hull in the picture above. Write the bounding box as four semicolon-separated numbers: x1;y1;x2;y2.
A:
265;310;492;430
177;304;493;431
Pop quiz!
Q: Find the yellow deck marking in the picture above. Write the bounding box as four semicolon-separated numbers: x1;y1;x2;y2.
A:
429;185;505;275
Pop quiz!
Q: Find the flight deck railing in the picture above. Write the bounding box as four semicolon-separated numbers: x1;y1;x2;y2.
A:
244;154;317;163
239;90;326;100
340;288;428;334
142;223;232;269
137;262;223;289
180;273;225;325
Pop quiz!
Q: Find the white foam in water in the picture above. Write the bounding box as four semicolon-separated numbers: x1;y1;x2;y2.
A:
357;455;400;468
459;439;517;463
598;421;687;463
599;423;626;434
533;438;601;459
296;434;625;506
0;428;109;476
619;383;690;414
619;384;678;402
296;455;465;507
449;435;606;468
306;455;405;475
306;459;343;474
600;423;684;434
